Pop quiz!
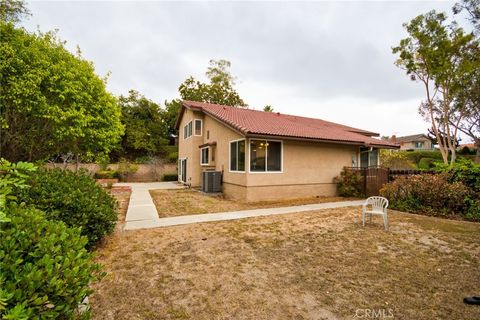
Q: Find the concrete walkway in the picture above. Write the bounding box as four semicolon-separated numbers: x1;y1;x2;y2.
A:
116;182;184;230
121;186;365;230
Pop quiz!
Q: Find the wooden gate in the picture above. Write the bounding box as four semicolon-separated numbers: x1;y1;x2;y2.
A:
348;166;389;197
364;166;389;197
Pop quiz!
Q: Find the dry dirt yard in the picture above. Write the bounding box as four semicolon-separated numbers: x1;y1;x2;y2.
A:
90;201;480;320
150;189;358;217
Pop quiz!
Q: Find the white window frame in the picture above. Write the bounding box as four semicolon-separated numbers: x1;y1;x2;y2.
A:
194;119;203;136
183;121;193;140
249;139;283;173
200;147;209;166
359;147;379;167
229;138;246;173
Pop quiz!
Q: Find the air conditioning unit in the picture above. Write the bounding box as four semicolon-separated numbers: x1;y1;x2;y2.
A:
202;171;222;193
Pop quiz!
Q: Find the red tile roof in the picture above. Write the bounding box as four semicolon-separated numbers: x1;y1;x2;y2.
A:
180;101;399;148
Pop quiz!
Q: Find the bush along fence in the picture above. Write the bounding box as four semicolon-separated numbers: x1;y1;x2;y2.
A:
336;166;440;198
336;161;479;221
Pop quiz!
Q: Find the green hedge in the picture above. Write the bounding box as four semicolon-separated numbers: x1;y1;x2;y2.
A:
417;157;437;170
440;159;480;192
403;150;444;164
0;205;101;319
94;170;120;179
19;168;117;249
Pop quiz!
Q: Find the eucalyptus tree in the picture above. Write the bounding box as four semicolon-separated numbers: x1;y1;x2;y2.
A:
393;11;478;165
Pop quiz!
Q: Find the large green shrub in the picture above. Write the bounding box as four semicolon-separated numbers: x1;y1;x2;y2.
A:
19;168;117;248
402;150;444;164
380;150;416;169
438;159;480;192
417;157;437;170
0;159;36;222
439;159;480;220
333;168;364;197
0;205;101;319
380;174;471;218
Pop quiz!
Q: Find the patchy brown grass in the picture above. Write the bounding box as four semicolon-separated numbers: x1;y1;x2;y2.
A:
91;205;480;320
150;189;359;217
108;187;131;231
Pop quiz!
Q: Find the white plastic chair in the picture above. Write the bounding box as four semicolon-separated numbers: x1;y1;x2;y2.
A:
362;196;389;230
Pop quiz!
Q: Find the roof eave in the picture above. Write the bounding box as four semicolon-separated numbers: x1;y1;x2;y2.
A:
246;133;400;149
174;101;203;130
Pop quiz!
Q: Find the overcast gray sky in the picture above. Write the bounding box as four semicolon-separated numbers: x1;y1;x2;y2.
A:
23;0;458;138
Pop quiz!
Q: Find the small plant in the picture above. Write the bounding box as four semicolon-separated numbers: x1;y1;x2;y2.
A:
117;159;139;181
97;155;111;171
19;168;117;249
0;205;102;319
94;170;120;179
163;173;178;182
333;167;364;197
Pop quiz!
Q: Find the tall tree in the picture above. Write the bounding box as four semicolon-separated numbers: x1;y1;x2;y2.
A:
453;0;480;33
0;0;30;24
164;99;182;135
0;23;123;162
453;0;480;163
118;90;169;158
392;11;477;165
178;59;247;107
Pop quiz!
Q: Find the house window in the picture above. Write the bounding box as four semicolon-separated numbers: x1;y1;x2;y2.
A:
194;119;202;136
184;121;193;139
415;141;424;149
230;140;245;172
200;147;209;165
250;139;282;172
360;147;378;167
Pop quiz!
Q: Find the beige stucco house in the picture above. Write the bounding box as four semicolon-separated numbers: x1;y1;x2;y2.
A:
390;134;435;151
176;101;398;202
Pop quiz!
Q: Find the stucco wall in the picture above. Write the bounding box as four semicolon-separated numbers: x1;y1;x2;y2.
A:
45;162;177;182
399;139;433;150
178;107;245;187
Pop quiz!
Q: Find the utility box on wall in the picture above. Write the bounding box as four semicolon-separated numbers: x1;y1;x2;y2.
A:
202;171;222;193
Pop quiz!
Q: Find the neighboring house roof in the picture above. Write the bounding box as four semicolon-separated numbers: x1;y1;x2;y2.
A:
458;143;475;149
394;134;432;143
177;101;399;149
